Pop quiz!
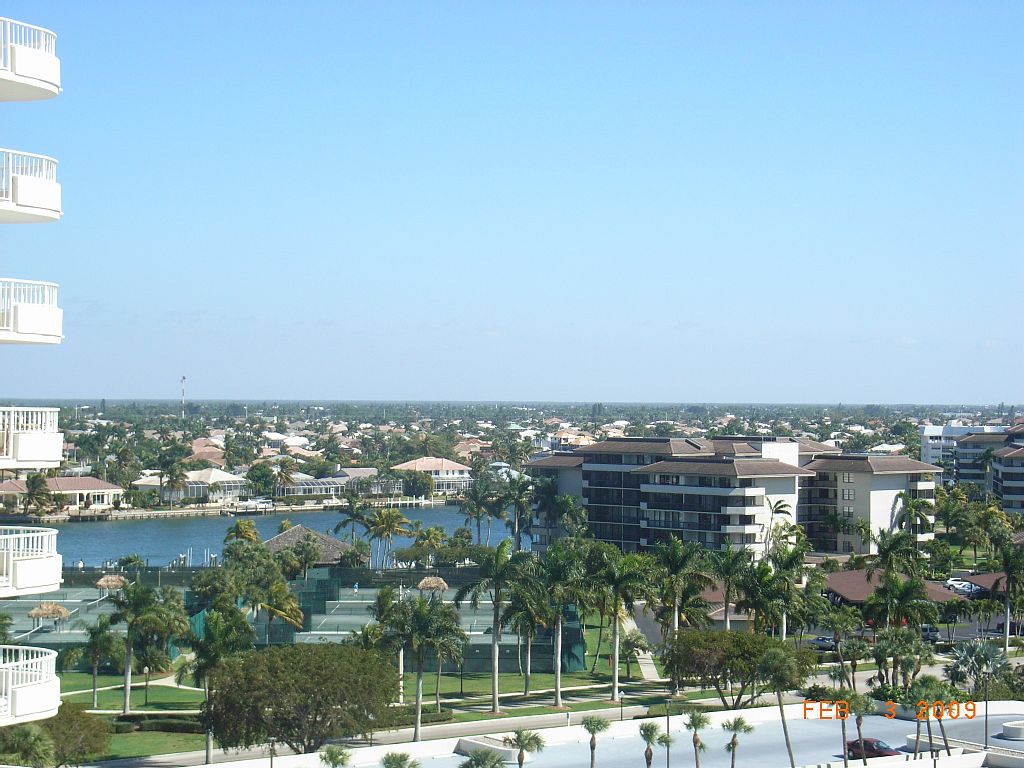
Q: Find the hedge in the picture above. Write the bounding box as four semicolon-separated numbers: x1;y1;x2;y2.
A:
139;719;205;734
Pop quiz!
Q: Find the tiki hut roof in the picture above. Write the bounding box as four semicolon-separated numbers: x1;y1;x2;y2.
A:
29;602;70;620
263;525;356;566
416;576;449;592
95;574;127;590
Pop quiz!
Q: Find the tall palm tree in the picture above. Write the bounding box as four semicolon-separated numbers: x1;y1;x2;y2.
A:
109;581;159;714
820;604;862;688
722;717;754;768
763;497;792;554
459;477;493;544
501;566;551;696
381;753;421;768
994;544;1024;655
502;475;534;551
73;614;120;708
457;751;504;768
863;573;937;629
454;540;532;713
537;537;587;707
581;716;610;768
223;519;260;544
736;560;786;634
768;542;807;641
21;473;50;516
891;491;933;535
259;581;303;629
654;537;713;635
711;545;749;632
367;507;410;569
684;709;710;768
334;489;369;544
602;552;655;701
369;586;406;705
639;722;662;768
176;607;254;764
757;648;806;768
164;462;187;505
946;638;1010;746
276;457;297;489
867;529;920;578
502;729;544;768
483;483;507;546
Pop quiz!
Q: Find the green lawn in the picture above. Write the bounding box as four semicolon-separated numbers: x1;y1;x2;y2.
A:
103;731;206;760
65;685;205;711
59;671;124;693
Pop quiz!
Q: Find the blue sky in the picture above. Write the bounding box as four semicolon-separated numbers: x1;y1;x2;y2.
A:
2;2;1020;403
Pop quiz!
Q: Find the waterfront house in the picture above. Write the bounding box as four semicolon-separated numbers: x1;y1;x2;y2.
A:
0;476;124;512
132;467;250;504
390;456;473;494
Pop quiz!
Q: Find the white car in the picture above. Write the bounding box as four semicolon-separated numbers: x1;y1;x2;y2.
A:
946;577;968;588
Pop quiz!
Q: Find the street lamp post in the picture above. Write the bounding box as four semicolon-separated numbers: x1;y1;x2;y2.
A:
143;666;150;706
268;737;276;768
665;698;671;768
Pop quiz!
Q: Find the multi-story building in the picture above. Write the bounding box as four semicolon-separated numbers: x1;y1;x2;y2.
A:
993;425;1024;513
0;14;65;725
919;423;1006;473
799;454;939;554
390;457;473;494
952;432;1009;491
525;454;583;552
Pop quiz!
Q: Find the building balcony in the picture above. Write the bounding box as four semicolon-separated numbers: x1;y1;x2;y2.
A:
722;524;761;534
0;407;62;471
0;149;61;223
0;528;61;598
0;646;60;726
909;480;935;491
0;18;60;101
640;482;761;497
0;279;62;345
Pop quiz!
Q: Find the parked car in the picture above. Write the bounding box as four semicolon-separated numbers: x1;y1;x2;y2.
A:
996;621;1024;636
946;577;969;589
810;636;836;651
847;739;901;759
954;582;984;597
921;624;939;643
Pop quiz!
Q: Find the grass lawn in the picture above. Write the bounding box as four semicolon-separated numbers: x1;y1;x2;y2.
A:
103;731;206;760
65;685;205;711
59;671;124;693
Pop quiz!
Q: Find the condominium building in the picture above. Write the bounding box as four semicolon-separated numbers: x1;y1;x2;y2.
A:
0;14;65;725
952;432;1009;491
799;455;940;554
993;425;1024;513
919;423;1006;472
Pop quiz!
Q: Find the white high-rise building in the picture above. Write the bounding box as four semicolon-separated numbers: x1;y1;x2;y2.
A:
0;15;65;725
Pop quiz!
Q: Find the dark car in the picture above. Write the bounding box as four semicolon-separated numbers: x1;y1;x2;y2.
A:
847;739;901;759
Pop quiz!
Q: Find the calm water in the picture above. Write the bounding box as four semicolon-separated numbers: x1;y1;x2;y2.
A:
51;504;477;567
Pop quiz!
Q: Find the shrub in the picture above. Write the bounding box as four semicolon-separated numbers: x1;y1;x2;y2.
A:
111;721;136;734
139;719;205;734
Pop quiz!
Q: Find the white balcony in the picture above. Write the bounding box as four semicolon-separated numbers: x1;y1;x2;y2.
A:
909;480;935;491
0;150;61;223
0;528;61;598
0;407;63;471
723;524;762;534
0;646;60;726
0;18;60;101
0;279;62;345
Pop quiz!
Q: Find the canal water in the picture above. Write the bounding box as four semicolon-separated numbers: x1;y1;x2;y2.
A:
51;505;483;567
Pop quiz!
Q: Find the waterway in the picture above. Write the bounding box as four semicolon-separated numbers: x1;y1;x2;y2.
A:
52;504;479;567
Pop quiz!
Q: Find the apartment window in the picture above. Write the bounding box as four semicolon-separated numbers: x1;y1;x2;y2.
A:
842;472;853;483
842;489;855;501
842;506;853;518
843;541;854;553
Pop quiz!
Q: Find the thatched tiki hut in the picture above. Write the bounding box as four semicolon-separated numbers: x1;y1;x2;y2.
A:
29;601;70;632
96;574;127;595
416;576;449;594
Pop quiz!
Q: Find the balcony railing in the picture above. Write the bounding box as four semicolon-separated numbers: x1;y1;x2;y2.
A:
0;149;61;220
1;18;57;70
0;527;61;597
0;279;62;344
0;646;59;725
0;407;62;468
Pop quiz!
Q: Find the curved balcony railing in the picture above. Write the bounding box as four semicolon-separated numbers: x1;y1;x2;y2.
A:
0;19;59;101
0;149;61;221
0;646;59;725
0;407;62;469
0;527;61;597
0;279;62;344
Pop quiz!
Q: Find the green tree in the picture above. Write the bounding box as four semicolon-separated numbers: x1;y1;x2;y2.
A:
21;473;50;516
537;537;587;707
711;545;749;632
334;489;369;544
684;709;711;768
639;721;662;768
757;647;809;768
722;717;754;768
457;751;505;768
109;581;160;714
245;462;276;497
502;566;551;696
502;475;534;551
207;644;397;754
654;537;713;635
40;701;112;768
502;729;544;768
994;544;1024;655
224;519;260;544
73;614;121;708
293;532;323;580
320;745;352;768
619;628;651;681
602;552;655;701
381;753;421;768
581;715;610;768
0;724;54;768
459;477;494;544
454;540;532;713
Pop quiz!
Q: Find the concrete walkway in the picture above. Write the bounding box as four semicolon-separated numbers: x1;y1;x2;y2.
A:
619;614;663;682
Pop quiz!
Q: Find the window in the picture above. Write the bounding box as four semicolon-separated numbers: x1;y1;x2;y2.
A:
842;506;853;518
842;489;855;501
842;472;853;483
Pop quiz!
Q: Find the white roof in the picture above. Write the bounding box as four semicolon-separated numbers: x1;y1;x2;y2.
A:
391;457;471;473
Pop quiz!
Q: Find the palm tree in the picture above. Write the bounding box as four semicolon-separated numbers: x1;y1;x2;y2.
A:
639;721;662;768
820;604;861;688
654;537;713;635
867;529;920;578
891;491;933;535
21;473;50;516
367;507;410;569
381;753;421;768
276;457;297;489
994;544;1024;654
457;751;505;768
502;729;544;768
164;462;187;505
769;541;808;641
502;567;550;696
502;475;534;550
454;540;532;714
757;648;806;768
863;573;937;629
619;628;651;681
946;639;1010;746
369;586;406;705
671;710;704;768
483;484;507;546
711;545;749;632
320;745;351;768
538;538;588;707
763;497;792;554
602;552;655;701
459;477;493;544
109;581;159;714
74;614;120;708
224;519;260;544
259;580;303;629
847;691;873;766
177;607;254;763
334;489;369;545
736;560;785;634
0;724;54;768
581;716;610;768
722;717;754;768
